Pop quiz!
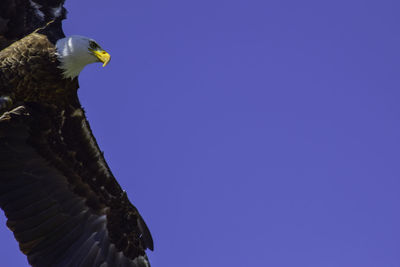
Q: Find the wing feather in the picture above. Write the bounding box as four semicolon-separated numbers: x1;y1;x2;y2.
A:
0;106;152;267
0;0;66;50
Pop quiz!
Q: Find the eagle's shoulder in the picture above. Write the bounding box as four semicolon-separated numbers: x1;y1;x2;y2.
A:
0;33;73;104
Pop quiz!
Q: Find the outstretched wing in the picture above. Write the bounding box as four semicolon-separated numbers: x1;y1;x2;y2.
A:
0;104;152;267
0;0;66;50
0;1;153;267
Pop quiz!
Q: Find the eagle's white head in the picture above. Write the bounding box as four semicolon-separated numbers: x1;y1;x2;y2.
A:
55;35;111;79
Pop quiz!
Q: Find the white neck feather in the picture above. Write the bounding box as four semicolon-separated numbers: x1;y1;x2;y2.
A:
56;35;99;79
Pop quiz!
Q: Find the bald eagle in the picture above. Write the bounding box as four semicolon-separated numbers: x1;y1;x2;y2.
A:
0;1;153;266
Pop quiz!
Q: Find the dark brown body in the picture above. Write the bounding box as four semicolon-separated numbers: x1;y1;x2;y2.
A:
0;33;76;104
0;33;152;266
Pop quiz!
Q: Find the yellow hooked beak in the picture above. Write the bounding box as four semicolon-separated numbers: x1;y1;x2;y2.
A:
91;49;111;67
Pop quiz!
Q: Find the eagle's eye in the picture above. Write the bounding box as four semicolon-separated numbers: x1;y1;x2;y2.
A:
89;40;99;50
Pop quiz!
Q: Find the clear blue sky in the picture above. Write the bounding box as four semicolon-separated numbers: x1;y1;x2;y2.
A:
1;0;400;266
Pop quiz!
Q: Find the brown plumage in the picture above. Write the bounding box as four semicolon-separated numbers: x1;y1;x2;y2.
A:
0;33;75;104
0;1;153;267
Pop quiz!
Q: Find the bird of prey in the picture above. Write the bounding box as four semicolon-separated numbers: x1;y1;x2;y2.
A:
0;0;153;266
